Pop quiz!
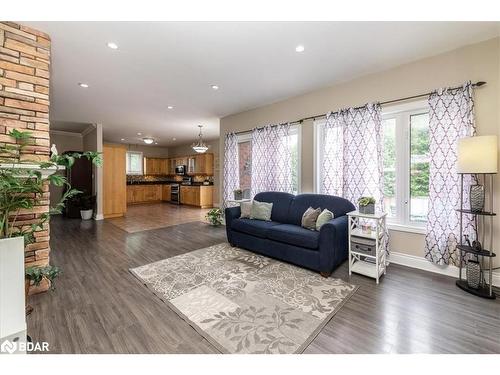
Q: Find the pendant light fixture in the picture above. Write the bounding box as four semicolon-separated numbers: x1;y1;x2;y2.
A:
191;125;208;153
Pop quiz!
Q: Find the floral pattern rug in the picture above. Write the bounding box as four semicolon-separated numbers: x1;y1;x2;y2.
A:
130;243;357;354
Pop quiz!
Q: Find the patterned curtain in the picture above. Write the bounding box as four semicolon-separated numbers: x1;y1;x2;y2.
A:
222;132;240;210
321;103;384;211
251;124;293;197
425;82;477;266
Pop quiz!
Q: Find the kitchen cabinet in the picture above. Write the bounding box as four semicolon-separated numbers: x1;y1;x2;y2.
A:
180;185;213;208
161;185;171;201
126;184;162;204
166;153;214;175
103;144;127;218
144;158;168;175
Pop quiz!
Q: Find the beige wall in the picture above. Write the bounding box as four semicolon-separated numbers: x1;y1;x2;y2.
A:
169;139;220;205
220;37;500;266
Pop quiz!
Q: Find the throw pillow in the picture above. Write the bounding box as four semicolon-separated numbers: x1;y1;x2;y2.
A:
316;209;334;231
240;201;252;219
251;200;273;221
301;207;321;230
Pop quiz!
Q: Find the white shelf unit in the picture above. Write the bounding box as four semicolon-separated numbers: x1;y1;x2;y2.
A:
347;210;388;284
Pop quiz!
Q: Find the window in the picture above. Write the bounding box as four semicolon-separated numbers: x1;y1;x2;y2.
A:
237;125;300;195
126;151;143;175
382;101;429;228
315;100;429;230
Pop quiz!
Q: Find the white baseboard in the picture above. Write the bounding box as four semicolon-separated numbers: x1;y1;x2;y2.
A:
94;213;104;221
389;251;500;287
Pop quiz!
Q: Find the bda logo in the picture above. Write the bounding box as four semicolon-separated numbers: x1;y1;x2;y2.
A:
1;340;17;354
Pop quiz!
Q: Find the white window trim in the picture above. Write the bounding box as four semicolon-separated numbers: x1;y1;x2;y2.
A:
313;100;429;234
126;151;144;175
236;124;302;194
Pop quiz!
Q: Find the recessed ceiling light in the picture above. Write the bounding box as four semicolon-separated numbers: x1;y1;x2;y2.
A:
143;138;154;145
167;105;174;110
172;138;176;141
295;45;305;53
211;85;219;90
78;83;89;88
137;132;142;136
121;138;125;141
107;42;118;50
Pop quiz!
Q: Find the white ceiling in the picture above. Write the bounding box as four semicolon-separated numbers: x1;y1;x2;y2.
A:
25;21;500;147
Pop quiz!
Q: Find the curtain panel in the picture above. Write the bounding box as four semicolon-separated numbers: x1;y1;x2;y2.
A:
321;103;384;211
251;124;293;197
425;82;477;266
222;132;240;210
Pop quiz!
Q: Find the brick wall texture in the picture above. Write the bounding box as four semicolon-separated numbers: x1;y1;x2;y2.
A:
0;22;51;294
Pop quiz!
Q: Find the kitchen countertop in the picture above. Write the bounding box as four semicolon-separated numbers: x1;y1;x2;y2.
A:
127;180;213;186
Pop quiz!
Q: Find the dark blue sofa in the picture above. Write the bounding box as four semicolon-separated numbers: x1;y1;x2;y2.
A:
225;192;355;276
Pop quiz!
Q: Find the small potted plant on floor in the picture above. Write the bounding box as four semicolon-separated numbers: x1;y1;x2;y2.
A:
358;196;376;214
206;208;223;226
24;265;61;315
233;189;243;200
78;195;96;220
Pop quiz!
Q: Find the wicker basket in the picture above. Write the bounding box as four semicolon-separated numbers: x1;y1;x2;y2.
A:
466;260;481;289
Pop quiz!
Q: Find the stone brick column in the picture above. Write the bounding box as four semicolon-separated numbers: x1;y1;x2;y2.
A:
0;22;51;294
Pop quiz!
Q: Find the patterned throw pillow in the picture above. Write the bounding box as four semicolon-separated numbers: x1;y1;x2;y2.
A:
301;207;321;230
250;200;273;221
240;201;252;219
316;209;334;231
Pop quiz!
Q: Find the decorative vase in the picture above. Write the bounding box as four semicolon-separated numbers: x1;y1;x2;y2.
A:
466;260;481;289
469;185;485;212
80;209;93;220
234;191;243;200
359;203;375;214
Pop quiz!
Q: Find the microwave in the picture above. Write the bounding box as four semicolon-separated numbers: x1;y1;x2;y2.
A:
175;165;186;175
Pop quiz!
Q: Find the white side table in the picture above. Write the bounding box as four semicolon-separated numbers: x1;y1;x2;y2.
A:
227;199;251;206
347;210;388;284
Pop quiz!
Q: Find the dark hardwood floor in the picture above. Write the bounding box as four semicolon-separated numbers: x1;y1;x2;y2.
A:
27;212;500;354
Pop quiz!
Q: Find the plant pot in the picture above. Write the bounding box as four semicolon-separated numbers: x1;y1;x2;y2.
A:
233;192;243;200
0;237;27;333
359;203;375;214
80;209;93;220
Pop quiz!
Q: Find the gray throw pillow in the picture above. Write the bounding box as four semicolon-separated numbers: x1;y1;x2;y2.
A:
316;209;334;231
240;201;252;219
301;207;321;231
250;200;273;221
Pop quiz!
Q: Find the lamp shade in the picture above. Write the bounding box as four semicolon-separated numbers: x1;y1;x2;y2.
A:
457;135;498;173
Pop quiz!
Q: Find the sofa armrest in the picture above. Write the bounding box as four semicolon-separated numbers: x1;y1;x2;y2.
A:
224;206;241;227
318;215;349;273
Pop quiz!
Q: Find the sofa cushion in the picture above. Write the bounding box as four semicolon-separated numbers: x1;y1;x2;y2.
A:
250;200;273;221
231;218;281;239
288;194;355;226
267;224;320;250
253;192;294;224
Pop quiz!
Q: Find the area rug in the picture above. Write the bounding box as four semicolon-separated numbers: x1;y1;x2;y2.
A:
130;243;357;354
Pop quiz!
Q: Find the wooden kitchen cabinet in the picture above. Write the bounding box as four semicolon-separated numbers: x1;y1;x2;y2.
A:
180;185;213;208
103;144;127;218
161;185;171;201
144;158;168;175
126;184;162;204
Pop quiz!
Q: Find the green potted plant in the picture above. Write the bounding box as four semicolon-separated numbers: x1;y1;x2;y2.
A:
206;208;223;226
358;196;376;214
0;129;102;317
24;265;61;315
77;195;96;220
233;189;243;200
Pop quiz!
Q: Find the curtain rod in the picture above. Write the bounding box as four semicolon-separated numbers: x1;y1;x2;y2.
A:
232;81;486;135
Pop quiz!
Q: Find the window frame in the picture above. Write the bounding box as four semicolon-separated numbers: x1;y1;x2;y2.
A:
235;124;302;195
126;151;144;175
313;100;429;234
